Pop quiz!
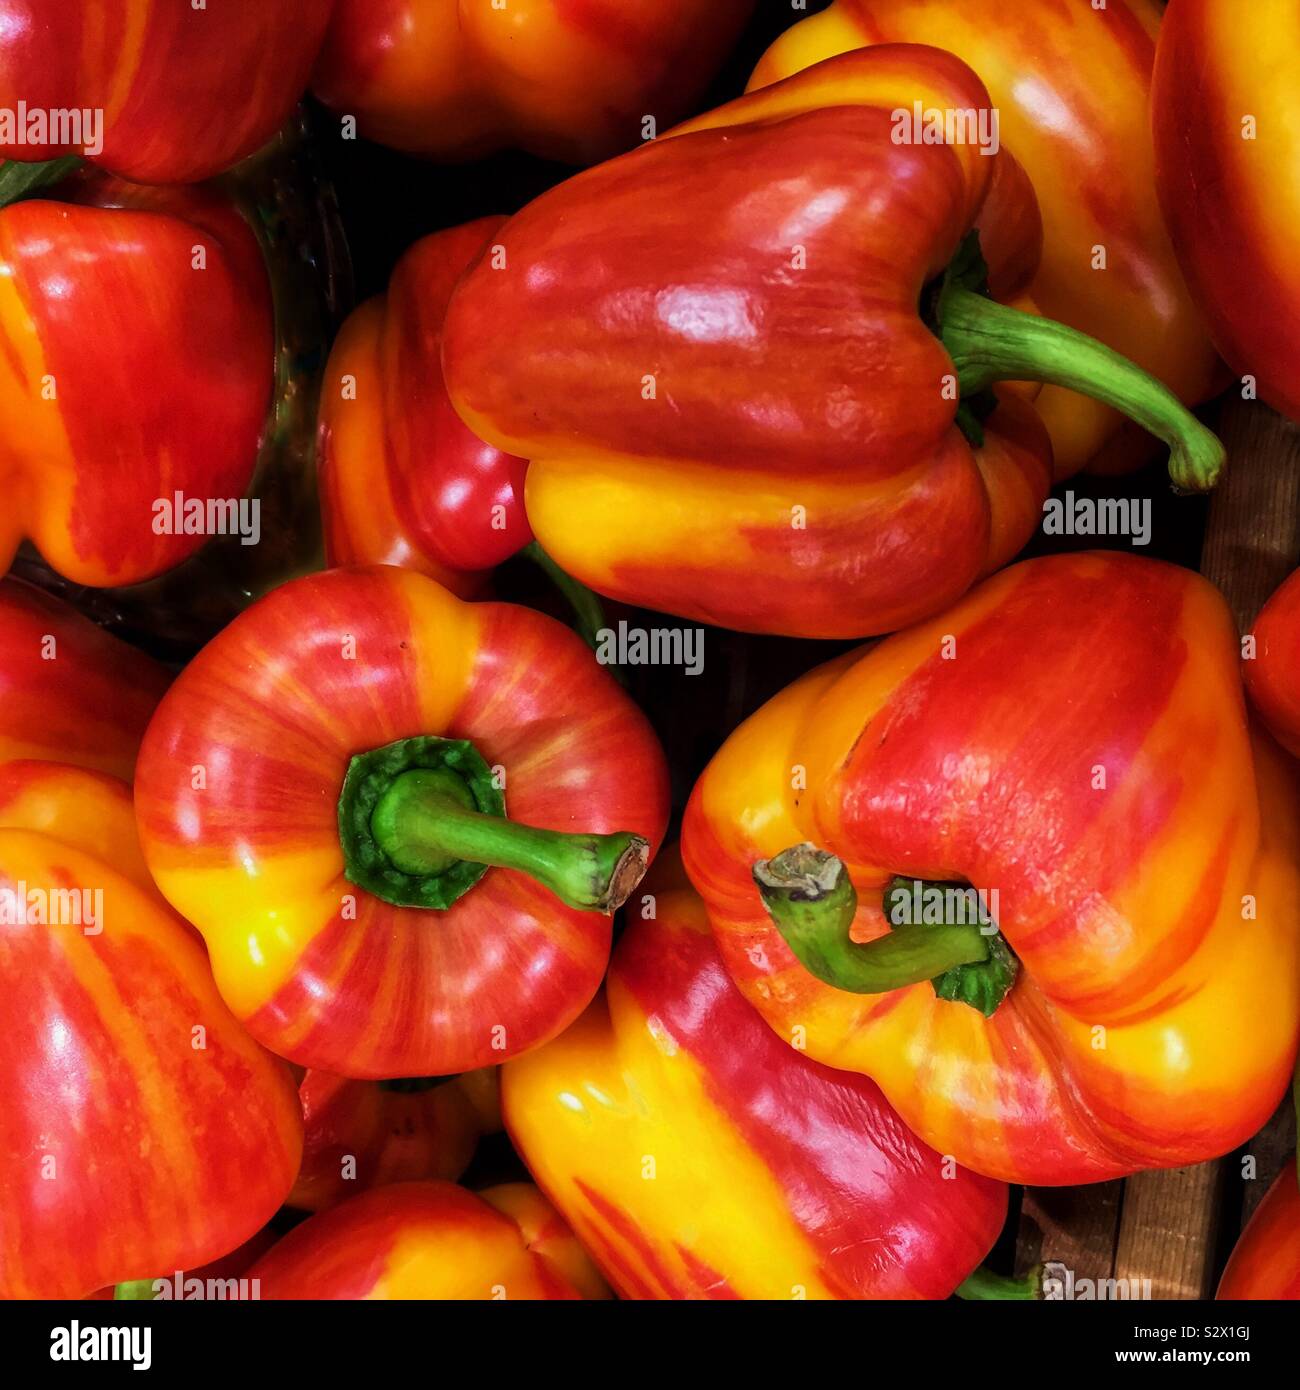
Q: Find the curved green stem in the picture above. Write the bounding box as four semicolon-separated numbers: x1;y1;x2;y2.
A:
0;154;81;209
753;845;1017;1016
338;735;648;913
113;1280;156;1301
523;541;607;652
372;768;645;913
938;279;1224;493
957;1264;1044;1301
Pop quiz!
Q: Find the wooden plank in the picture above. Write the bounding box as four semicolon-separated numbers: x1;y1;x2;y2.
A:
1115;1163;1226;1299
1016;1182;1122;1284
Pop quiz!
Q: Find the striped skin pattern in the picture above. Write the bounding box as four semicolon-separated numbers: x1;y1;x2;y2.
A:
681;552;1300;1186
443;48;1054;639
0;0;332;183
0;765;303;1299
1154;0;1300;423
0;178;271;588
288;1069;484;1212
318;218;530;592
0;578;169;780
753;0;1220;478
1244;569;1300;758
1217;1161;1300;1300
249;1181;609;1300
503;855;1007;1299
312;0;755;165
134;565;670;1079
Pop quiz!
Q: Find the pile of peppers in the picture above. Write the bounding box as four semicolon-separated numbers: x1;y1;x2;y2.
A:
1;0;1299;1314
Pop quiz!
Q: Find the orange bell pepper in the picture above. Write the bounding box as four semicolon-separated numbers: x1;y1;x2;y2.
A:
751;0;1221;477
443;49;1223;639
0;0;331;183
248;1181;611;1299
1217;1160;1300;1300
0;589;302;1299
312;0;755;165
1154;0;1300;423
504;852;1007;1298
134;565;669;1079
681;552;1300;1185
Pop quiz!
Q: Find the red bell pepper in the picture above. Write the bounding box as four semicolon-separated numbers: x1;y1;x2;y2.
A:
443;48;1224;638
1244;569;1300;759
503;851;1008;1298
1217;1160;1300;1300
681;552;1300;1185
248;1181;611;1300
312;0;755;165
289;1070;494;1211
0;172;272;589
1153;0;1300;422
0;576;169;779
0;1;332;184
318;217;531;593
134;565;670;1079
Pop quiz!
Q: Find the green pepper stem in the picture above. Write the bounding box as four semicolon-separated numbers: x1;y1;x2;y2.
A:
371;768;647;913
0;154;81;209
753;845;990;992
522;541;608;653
938;284;1224;493
956;1264;1044;1301
113;1280;156;1301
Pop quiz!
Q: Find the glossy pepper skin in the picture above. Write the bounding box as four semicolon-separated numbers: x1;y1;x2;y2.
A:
444;48;1221;639
0;174;272;588
1243;570;1300;760
289;1070;495;1212
1154;0;1300;423
752;0;1220;477
504;853;1006;1299
0;577;169;779
681;552;1300;1186
134;565;670;1079
312;0;755;165
318;218;530;593
0;761;302;1297
249;1181;610;1300
1217;1161;1300;1300
0;0;332;184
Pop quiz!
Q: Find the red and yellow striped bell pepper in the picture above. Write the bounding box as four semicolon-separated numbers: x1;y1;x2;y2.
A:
135;565;670;1079
1217;1161;1300;1300
682;552;1300;1185
1243;569;1300;760
0;0;331;183
249;1181;610;1300
1153;0;1300;423
504;852;1007;1297
443;48;1223;638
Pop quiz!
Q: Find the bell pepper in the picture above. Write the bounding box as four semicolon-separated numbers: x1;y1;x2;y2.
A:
247;1180;611;1299
442;48;1225;639
101;1225;278;1301
751;0;1221;477
680;551;1300;1185
503;851;1007;1299
0;0;332;184
312;0;755;166
0;604;302;1297
134;564;670;1079
318;217;530;594
289;1070;495;1211
1243;569;1300;760
0;576;169;779
1153;0;1300;423
1217;1161;1300;1300
0;171;272;589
